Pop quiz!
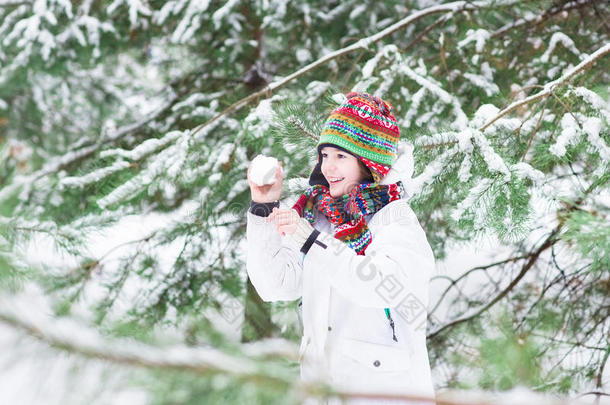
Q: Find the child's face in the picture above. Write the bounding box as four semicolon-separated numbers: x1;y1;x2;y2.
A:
320;146;364;198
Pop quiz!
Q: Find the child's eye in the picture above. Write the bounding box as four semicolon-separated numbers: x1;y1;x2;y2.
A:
321;153;327;158
338;154;345;158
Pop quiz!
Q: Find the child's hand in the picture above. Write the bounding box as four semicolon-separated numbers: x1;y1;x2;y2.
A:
266;207;300;236
247;161;283;203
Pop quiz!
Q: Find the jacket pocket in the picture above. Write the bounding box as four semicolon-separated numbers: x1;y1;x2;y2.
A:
333;337;412;373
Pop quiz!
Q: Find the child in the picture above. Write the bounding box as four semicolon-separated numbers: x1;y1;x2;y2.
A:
246;93;435;404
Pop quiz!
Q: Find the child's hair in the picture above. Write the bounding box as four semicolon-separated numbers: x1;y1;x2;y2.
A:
358;160;375;184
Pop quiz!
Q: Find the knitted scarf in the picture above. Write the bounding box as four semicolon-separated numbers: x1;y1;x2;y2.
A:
292;181;405;255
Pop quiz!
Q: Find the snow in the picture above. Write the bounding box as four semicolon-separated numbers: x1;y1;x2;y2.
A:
540;32;581;63
304;80;330;103
413;131;458;148
456;127;475;153
463;72;499;97
212;0;239;30
582;116;610;161
550;113;580;157
402;87;426;128
60;160;131;189
107;0;152;27
571;86;607;110
331;92;347;105
451;178;492;222
457;154;472;182
165;0;210;43
410;145;459;196
362;44;399;79
296;48;311;63
472;130;511;181
249;155;280;186
471;104;499;128
510;162;544;185
398;62;467;130
349;4;366;19
243;98;276;138
101;130;184;161
457;29;490;53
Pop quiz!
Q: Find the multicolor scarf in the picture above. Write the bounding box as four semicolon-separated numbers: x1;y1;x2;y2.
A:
292;181;405;255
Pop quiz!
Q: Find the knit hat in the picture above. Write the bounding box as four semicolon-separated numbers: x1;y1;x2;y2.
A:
308;92;400;186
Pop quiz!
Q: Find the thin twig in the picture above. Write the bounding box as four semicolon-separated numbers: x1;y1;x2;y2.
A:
428;227;560;340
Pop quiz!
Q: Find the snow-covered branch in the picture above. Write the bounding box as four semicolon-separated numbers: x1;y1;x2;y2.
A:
480;43;610;132
0;294;296;385
1;292;595;405
491;0;601;38
189;0;520;140
0;90;179;202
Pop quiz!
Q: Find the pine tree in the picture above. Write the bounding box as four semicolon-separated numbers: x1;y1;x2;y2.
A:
1;1;608;403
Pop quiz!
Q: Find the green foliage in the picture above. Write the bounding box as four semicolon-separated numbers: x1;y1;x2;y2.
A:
561;209;610;274
0;0;608;403
478;315;544;390
139;370;300;405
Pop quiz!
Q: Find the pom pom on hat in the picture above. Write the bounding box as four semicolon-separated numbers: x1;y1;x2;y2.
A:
345;92;394;116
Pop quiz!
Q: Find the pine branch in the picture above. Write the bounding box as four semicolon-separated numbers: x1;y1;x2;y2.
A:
427;189;597;340
491;0;603;38
0;295;595;405
0;90;179;202
1;290;599;404
188;0;520;141
0;1;32;7
480;43;610;132
286;116;318;142
0;297;296;387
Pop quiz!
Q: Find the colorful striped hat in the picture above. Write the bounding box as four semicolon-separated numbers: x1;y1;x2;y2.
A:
308;92;400;186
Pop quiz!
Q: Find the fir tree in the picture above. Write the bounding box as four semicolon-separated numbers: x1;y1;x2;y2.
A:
0;1;608;403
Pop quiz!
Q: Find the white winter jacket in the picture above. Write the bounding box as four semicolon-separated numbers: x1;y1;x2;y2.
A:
246;146;435;404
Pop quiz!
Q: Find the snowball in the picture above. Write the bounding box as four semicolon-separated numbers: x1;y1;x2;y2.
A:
250;155;281;186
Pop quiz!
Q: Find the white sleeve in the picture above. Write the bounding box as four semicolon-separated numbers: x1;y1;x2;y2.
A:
246;209;304;302
302;200;434;309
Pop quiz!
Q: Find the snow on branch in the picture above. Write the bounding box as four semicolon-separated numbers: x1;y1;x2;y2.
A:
491;0;599;38
188;0;520;141
413;132;460;148
101;130;183;161
2;290;594;405
410;145;459;195
550;112;609;161
397;63;467;130
60;160;131;189
540;32;583;63
480;43;610;132
0;90;178;203
96;130;190;209
0;293;296;385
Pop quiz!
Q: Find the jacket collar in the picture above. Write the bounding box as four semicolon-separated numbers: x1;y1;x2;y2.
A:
380;141;415;199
